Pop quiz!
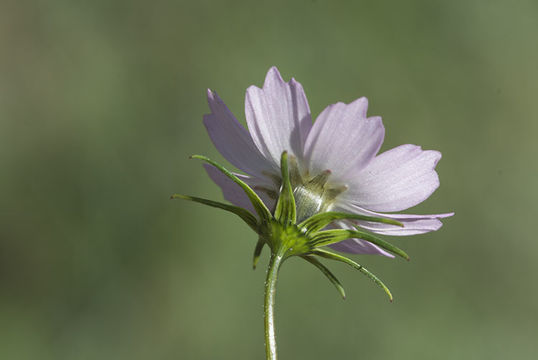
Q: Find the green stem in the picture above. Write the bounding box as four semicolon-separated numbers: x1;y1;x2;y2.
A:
264;249;286;360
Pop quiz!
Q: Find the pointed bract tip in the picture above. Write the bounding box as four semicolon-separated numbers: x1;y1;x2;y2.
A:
253;257;261;270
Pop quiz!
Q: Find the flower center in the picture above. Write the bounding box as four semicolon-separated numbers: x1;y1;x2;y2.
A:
288;157;347;223
259;156;348;223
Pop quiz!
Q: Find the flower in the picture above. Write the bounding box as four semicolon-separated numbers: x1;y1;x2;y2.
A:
202;66;453;257
174;68;454;357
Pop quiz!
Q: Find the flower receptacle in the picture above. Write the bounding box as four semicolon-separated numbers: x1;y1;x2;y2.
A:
260;219;312;259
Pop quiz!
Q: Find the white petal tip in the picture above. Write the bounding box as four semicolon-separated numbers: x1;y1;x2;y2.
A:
265;66;285;86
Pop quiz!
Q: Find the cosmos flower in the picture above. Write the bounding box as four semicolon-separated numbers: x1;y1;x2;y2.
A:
174;67;455;359
202;66;453;257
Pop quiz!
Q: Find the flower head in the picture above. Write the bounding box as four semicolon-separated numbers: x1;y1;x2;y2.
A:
173;67;453;359
202;67;453;257
173;66;453;301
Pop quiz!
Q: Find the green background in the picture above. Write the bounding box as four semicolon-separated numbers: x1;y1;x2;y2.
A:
1;0;537;359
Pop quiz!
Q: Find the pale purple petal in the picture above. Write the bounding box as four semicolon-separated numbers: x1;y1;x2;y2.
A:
334;202;454;236
245;67;312;167
342;144;441;212
204;89;274;177
203;164;277;216
327;221;395;257
304;98;384;182
359;217;445;235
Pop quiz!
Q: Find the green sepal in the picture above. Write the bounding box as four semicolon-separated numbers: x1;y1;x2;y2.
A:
190;155;272;222
171;193;258;231
252;237;265;270
309;229;410;261
311;249;393;302
298;211;404;235
302;255;346;300
274;152;296;225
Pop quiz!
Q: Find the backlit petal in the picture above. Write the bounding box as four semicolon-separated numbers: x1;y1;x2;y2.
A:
245;67;312;167
334;202;454;236
304;98;384;182
343;144;441;212
204;89;274;177
328;221;395;257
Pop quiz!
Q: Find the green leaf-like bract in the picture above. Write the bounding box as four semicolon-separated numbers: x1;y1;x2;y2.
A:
171;194;258;231
190;155;272;221
274;152;296;225
302;255;346;299
309;229;410;260
298;211;403;235
311;249;393;302
252;237;265;269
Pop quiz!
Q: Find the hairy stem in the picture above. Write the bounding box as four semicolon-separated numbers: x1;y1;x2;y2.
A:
264;249;286;360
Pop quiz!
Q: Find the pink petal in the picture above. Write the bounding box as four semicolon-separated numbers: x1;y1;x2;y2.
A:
204;89;275;177
334;202;454;236
328;221;395;257
304;98;384;182
203;164;277;216
343;144;442;212
245;67;312;167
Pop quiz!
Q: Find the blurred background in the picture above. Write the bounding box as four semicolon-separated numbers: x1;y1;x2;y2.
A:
1;0;537;359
